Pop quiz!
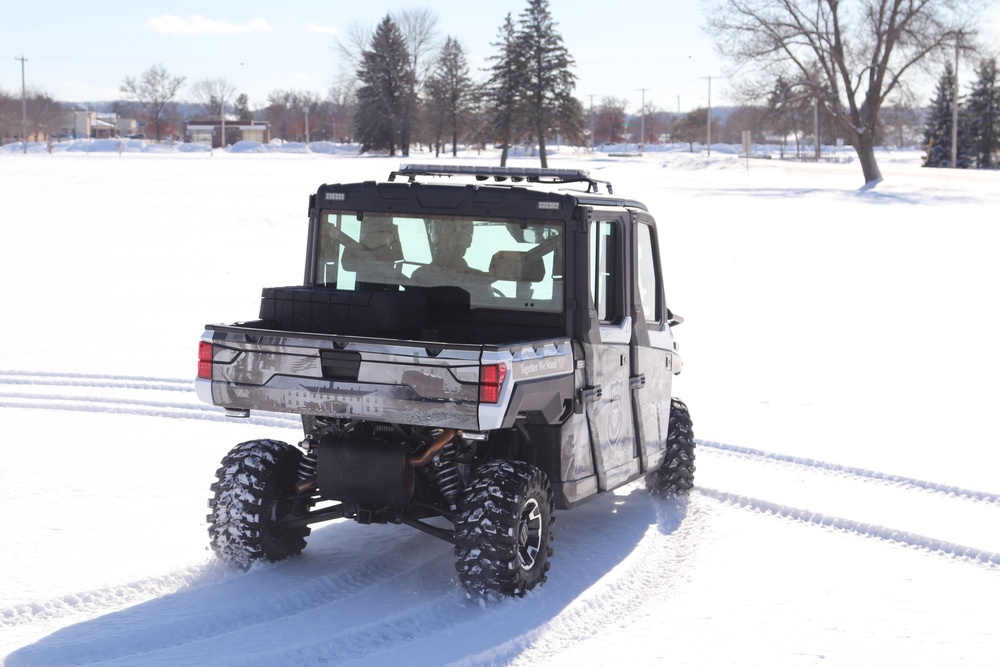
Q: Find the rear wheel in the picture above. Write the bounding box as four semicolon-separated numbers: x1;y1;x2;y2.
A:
454;460;555;599
208;439;311;568
646;398;696;495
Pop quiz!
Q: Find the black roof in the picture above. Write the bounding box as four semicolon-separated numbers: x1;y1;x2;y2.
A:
315;164;648;218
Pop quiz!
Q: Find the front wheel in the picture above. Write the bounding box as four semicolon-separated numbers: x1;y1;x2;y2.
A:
454;460;555;599
207;439;311;569
646;398;696;495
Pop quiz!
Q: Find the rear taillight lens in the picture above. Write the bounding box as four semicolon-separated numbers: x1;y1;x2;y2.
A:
479;363;507;404
198;341;213;380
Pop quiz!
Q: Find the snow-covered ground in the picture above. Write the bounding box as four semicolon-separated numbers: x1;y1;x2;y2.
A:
2;144;999;666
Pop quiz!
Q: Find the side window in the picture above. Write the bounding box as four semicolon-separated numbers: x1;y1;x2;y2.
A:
636;223;661;323
315;213;361;288
589;220;621;323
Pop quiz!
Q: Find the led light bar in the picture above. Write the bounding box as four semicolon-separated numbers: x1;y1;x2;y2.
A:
388;164;613;194
398;164;591;180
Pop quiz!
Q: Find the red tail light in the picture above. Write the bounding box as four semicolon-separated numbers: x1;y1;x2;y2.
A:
479;363;507;404
198;341;214;380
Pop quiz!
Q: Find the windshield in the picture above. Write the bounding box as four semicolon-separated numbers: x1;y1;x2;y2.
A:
315;212;564;312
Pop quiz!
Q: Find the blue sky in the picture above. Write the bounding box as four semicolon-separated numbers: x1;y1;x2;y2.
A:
5;1;1000;114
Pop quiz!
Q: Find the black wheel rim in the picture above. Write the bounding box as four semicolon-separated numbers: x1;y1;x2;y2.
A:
517;497;543;570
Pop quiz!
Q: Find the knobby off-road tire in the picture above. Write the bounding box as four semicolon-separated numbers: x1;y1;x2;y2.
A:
208;439;311;569
646;398;696;495
454;460;556;599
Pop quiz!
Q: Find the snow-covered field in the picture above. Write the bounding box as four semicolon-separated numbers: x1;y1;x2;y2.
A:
2;143;999;666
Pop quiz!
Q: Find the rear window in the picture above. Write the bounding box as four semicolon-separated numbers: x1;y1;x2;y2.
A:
315;212;564;313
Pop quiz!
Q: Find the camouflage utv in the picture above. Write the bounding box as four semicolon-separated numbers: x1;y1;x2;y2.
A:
197;164;694;598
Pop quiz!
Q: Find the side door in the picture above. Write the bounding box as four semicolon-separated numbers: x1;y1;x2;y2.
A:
630;214;676;472
583;214;640;491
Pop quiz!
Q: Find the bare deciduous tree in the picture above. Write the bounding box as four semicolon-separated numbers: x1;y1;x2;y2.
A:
0;88;63;142
326;78;357;143
190;78;237;117
265;89;321;142
706;0;982;186
336;22;375;69
594;97;628;144
394;8;439;156
189;78;238;146
120;64;185;142
24;90;65;140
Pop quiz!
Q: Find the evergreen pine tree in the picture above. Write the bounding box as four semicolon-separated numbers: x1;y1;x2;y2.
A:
923;63;974;168
425;37;473;157
355;16;415;155
484;13;526;166
516;0;583;167
964;57;1000;169
234;94;253;122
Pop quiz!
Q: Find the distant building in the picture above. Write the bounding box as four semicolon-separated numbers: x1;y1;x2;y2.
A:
56;110;138;140
185;119;270;148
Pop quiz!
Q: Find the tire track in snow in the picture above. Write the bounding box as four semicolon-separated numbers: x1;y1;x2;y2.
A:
698;439;1000;506
0;391;301;429
2;532;462;667
240;495;703;667
0;566;216;629
0;370;192;393
697;486;1000;568
0;370;301;429
10;372;993;504
5;370;998;664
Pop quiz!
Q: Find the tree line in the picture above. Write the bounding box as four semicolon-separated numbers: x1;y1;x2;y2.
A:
348;1;583;167
4;0;998;186
923;58;999;169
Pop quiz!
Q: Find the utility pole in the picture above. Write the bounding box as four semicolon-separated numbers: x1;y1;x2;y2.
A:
702;76;714;156
16;56;28;154
951;33;962;169
636;88;649;150
588;94;596;150
814;97;821;160
303;106;310;144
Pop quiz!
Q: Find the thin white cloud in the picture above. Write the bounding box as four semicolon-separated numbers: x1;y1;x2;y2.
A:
146;14;271;36
308;23;341;35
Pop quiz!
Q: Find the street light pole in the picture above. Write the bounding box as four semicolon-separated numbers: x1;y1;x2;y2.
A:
16;56;28;154
703;76;713;157
637;88;648;150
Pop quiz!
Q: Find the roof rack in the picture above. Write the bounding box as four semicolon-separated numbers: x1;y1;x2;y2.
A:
388;164;613;194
